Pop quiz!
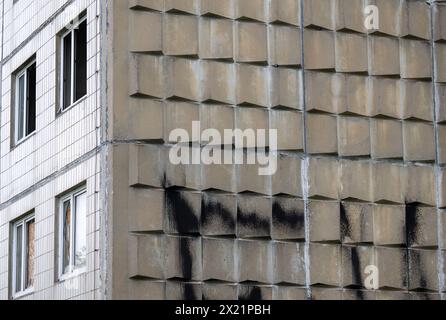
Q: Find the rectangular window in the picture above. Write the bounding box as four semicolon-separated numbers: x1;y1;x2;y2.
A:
14;60;36;143
60;16;87;111
12;214;35;296
58;187;87;277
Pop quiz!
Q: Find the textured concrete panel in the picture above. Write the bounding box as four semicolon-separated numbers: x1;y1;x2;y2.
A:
102;0;446;301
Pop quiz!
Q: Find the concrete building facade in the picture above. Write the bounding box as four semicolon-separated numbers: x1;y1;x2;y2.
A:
1;0;446;300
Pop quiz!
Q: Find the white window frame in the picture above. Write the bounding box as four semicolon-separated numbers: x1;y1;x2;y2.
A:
58;187;87;280
14;59;36;144
12;214;35;298
59;15;87;112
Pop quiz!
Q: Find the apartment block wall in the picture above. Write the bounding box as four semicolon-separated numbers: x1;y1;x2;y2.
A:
0;0;102;299
108;0;446;300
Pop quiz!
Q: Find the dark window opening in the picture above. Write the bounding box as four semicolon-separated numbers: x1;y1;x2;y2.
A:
74;20;87;101
61;17;87;111
26;63;36;135
15;60;36;143
62;33;72;110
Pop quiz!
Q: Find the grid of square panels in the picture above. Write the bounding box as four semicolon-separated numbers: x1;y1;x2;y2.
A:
123;0;446;300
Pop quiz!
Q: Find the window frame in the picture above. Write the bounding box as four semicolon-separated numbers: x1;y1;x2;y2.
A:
11;213;35;298
14;59;37;145
59;14;88;113
57;186;87;280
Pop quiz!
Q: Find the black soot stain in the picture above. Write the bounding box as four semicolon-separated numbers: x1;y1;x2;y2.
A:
166;190;199;234
340;203;351;241
239;287;263;300
411;249;427;290
350;247;364;300
201;196;235;231
165;190;199;299
182;281;197;300
237;206;270;235
272;199;304;233
405;203;419;247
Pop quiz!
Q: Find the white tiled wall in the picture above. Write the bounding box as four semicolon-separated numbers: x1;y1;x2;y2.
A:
0;0;101;300
0;155;101;300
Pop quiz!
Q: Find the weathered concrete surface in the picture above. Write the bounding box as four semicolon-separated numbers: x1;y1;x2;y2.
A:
105;0;446;300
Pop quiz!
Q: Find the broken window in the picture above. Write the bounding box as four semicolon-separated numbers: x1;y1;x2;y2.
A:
12;214;35;296
14;60;36;143
59;187;87;277
60;15;87;111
